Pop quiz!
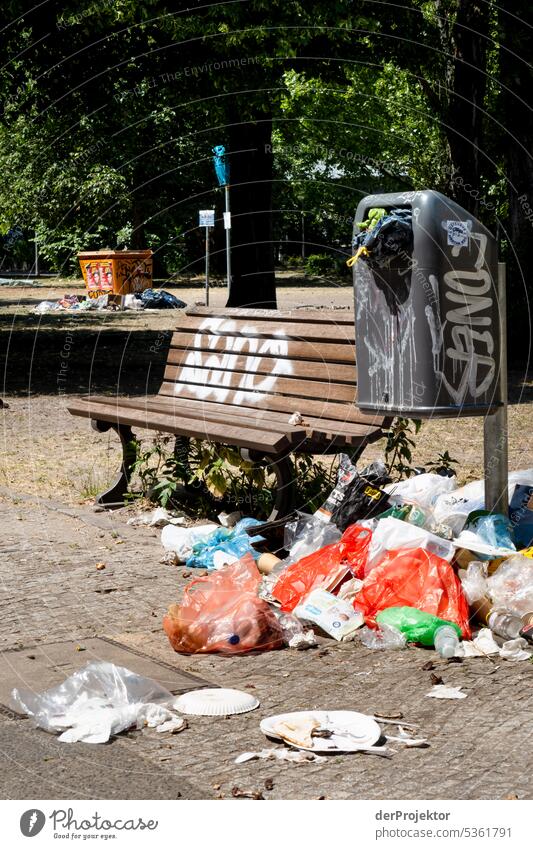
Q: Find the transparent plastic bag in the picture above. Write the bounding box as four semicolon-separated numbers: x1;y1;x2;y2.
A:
487;554;533;616
359;624;406;650
459;561;488;604
9;662;174;743
283;512;341;564
163;554;284;654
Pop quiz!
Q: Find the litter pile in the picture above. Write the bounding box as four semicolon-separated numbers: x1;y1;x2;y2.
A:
159;458;533;662
34;289;186;314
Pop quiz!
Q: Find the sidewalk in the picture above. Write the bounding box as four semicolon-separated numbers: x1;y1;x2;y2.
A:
0;493;531;800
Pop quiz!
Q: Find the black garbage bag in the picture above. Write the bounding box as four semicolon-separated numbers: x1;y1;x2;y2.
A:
137;289;186;309
331;461;391;532
353;207;413;268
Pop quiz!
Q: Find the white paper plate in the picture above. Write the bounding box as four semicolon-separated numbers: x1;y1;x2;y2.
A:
260;710;381;752
174;688;259;716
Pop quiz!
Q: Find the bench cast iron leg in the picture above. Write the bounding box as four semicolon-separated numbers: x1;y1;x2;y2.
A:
91;420;137;507
265;454;295;522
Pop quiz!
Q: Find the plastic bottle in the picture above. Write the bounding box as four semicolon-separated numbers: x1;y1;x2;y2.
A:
487;609;523;640
434;625;460;658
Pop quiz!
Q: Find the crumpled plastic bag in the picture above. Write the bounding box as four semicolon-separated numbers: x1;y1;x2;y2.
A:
272;524;372;612
367;517;454;573
385;473;456;511
459;561;488;604
185;518;265;570
353;547;471;638
9;662;177;744
283;512;341;564
487;554;533;616
163;554;284;654
359;623;406;650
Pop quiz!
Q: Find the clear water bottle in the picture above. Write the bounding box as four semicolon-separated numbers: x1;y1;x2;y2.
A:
434;625;460;658
487;609;523;640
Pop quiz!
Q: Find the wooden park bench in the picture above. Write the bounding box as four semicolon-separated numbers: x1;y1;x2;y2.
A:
68;306;391;519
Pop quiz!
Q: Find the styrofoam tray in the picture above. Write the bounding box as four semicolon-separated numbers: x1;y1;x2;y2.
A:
260;710;381;752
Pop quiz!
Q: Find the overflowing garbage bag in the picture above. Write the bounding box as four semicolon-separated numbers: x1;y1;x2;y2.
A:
163;555;285;654
349;207;413;268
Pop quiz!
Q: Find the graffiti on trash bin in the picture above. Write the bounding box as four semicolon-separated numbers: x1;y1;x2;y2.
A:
175;317;293;403
437;230;496;405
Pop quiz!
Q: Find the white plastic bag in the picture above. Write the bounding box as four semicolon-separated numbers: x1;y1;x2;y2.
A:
367;517;454;572
433;469;533;536
10;662;177;744
385;473;456;510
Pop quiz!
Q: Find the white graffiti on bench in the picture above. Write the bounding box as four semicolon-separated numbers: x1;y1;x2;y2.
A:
175;317;293;403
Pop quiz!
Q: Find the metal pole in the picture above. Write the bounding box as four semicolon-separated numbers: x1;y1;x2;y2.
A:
34;234;40;277
205;225;210;306
224;184;231;296
483;261;508;515
301;212;305;260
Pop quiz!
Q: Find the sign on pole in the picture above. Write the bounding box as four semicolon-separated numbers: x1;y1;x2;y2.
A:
199;209;215;306
199;209;215;228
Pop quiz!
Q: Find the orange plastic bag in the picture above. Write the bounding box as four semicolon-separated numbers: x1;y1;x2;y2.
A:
163;554;284;654
353;547;471;638
272;524;372;613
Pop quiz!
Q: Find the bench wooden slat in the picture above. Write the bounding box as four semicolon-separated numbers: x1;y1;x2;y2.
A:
80;395;385;446
169;334;357;365
165;347;358;384
68;399;300;453
164;365;356;404
157;381;382;426
186;306;354;325
173;314;356;344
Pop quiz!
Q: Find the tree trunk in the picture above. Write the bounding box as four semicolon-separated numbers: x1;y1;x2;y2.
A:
446;1;490;215
226;116;276;308
499;2;533;363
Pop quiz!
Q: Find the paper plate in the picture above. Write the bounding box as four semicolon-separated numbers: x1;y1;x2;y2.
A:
260;710;381;752
174;688;259;716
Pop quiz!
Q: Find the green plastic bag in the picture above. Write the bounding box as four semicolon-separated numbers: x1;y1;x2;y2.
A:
376;606;461;646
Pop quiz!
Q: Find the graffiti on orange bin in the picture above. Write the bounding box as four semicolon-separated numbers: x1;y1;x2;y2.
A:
116;257;152;293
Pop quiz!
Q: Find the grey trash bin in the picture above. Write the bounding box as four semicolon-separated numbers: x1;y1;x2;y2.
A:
352;190;501;417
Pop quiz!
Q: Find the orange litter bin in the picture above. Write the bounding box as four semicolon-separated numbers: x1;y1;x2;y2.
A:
78;249;153;299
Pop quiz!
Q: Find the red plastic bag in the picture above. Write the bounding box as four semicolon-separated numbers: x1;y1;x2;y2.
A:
272;524;372;613
353;547;471;638
163;554;284;654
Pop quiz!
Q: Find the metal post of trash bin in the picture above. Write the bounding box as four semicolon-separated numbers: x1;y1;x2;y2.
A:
483;262;508;516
